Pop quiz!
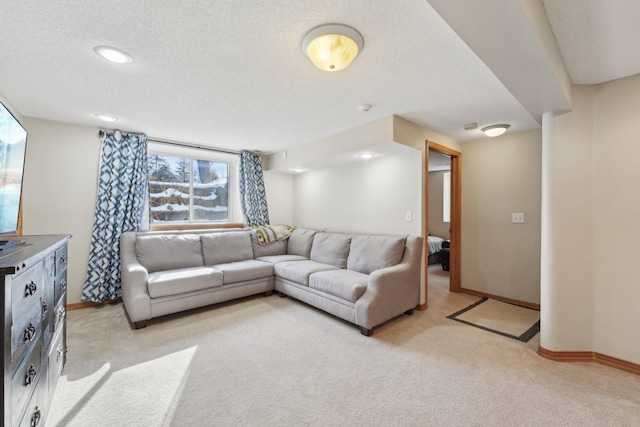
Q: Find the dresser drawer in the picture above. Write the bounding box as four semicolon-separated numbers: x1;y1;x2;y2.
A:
54;273;67;307
55;245;68;276
11;343;43;426
11;264;44;322
17;363;48;427
48;327;66;396
53;299;66;334
11;304;42;372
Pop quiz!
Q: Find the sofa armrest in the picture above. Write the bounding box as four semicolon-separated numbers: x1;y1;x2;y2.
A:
120;232;151;323
354;236;423;329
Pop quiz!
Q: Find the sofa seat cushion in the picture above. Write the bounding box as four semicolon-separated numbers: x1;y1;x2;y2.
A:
201;231;254;265
211;260;274;284
147;267;223;298
347;235;407;274
136;234;204;273
310;232;352;268
309;270;369;303
256;254;307;264
274;260;338;286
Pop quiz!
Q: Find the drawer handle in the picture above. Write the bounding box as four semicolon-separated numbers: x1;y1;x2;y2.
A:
42;300;49;320
24;364;37;386
60;278;67;291
58;306;66;320
31;407;42;427
25;281;38;297
56;343;65;362
23;323;36;342
59;254;67;265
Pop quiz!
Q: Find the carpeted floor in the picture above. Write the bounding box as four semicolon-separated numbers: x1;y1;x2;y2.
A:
47;266;640;426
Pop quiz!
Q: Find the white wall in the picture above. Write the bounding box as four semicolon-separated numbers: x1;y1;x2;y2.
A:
461;130;542;304
293;152;422;236
264;171;294;225
21;118;101;304
542;73;640;364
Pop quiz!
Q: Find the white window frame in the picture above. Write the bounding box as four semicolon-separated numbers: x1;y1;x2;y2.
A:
147;143;241;226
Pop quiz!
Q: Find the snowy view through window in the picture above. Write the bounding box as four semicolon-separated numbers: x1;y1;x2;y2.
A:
148;154;229;223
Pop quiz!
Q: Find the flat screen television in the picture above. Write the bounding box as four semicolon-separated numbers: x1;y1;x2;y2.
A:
0;99;27;250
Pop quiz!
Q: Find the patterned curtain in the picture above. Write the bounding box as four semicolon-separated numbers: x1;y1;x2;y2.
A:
239;150;270;226
82;130;148;302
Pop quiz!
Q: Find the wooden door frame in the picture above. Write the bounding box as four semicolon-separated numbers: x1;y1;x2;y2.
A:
420;141;461;309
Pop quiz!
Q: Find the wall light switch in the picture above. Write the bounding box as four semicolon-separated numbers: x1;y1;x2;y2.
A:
512;213;525;224
405;211;412;222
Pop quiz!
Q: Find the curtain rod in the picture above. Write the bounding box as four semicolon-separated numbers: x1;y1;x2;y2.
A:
148;138;240;155
98;130;243;155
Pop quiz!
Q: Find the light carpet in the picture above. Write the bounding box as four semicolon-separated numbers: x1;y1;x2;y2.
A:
47;270;640;426
448;297;540;342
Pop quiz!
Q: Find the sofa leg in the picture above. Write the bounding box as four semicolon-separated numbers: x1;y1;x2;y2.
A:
360;327;373;337
277;291;287;298
404;309;415;316
134;320;147;329
264;290;273;297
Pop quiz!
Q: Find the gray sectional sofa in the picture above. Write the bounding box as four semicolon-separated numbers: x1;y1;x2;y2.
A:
120;227;423;336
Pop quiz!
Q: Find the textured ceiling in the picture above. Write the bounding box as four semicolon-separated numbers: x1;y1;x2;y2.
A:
543;0;640;84
0;0;538;153
0;1;636;154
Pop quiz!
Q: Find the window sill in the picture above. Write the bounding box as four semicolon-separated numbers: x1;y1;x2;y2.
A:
150;222;245;232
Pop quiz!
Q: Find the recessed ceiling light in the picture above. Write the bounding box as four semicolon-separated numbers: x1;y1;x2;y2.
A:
481;124;510;137
358;152;375;159
292;167;305;173
94;46;134;64
95;113;118;122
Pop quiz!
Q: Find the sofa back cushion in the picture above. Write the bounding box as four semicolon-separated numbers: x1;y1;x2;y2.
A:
250;230;288;258
135;234;204;274
310;233;351;268
201;231;254;265
287;228;317;258
347;235;406;274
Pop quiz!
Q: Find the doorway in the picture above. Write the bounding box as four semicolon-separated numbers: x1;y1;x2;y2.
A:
421;141;461;309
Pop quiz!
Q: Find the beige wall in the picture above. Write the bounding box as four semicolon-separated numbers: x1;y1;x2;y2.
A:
542;73;640;364
461;130;542;304
293;152;422;236
427;170;450;239
21;118;102;304
264;171;294;225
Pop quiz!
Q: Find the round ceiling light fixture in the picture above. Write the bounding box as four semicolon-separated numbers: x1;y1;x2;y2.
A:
302;24;364;72
358;152;375;159
94;45;134;64
481;124;510;137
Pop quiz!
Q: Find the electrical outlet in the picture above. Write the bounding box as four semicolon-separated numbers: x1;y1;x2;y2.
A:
512;213;525;224
405;211;412;222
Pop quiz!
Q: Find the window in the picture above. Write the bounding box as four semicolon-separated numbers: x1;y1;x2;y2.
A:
148;153;230;224
443;172;451;223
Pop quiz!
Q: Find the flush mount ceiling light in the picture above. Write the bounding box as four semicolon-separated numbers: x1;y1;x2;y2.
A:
94;45;134;64
95;113;118;122
292;167;305;173
481;124;510;137
302;24;364;72
358;152;375;159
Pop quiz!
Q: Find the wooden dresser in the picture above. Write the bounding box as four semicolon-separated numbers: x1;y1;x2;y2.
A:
1;235;70;427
